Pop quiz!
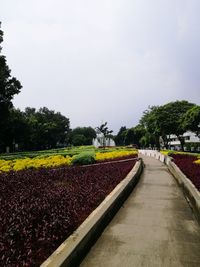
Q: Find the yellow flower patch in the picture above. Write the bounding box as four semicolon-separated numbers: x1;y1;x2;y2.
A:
0;149;138;172
95;150;137;161
194;159;200;164
0;155;72;172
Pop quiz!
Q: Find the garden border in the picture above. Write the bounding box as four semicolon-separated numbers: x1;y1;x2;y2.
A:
41;158;143;267
139;150;200;225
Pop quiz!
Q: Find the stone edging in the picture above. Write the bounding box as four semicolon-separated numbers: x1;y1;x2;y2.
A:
167;159;200;224
41;159;143;267
139;150;200;225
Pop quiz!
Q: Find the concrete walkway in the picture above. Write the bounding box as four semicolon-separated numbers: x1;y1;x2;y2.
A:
80;155;200;267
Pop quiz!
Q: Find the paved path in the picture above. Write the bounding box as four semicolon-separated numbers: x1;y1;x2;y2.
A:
81;155;200;267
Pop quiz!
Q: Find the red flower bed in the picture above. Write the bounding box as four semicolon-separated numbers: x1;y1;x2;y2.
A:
0;159;136;266
170;154;200;191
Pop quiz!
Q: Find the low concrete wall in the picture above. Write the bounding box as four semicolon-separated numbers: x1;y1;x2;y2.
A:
139;149;165;163
139;150;200;225
167;160;200;225
41;159;143;267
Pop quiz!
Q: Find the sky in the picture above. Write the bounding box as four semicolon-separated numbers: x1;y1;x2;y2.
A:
1;0;200;133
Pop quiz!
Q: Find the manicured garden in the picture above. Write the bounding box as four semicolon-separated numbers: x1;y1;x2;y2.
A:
0;146;137;266
0;146;137;172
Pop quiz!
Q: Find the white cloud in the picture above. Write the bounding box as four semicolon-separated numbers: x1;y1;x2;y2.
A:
1;0;200;133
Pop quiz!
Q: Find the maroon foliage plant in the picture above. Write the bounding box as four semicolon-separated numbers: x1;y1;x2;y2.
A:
0;159;136;266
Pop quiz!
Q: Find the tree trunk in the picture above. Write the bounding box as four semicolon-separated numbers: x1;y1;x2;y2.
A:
178;136;185;151
155;135;160;150
162;135;169;149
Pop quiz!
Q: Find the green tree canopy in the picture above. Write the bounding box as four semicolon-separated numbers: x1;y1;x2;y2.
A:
23;107;70;150
140;106;161;148
159;101;195;150
70;127;96;146
133;124;146;147
0;23;22;151
3;108;28;151
114;126;127;146
140;101;195;150
182;105;200;138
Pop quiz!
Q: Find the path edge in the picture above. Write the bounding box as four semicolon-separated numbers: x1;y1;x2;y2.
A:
139;150;200;225
41;158;143;267
167;159;200;224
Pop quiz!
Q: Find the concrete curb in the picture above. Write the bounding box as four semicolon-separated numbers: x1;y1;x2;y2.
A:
41;159;143;267
167;159;200;225
139;150;200;225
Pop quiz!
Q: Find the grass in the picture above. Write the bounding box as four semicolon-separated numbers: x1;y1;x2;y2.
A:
0;146;134;160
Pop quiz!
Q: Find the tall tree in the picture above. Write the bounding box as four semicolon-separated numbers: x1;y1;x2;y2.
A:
159;101;195;150
3;108;28;151
0;22;22;151
140;106;161;149
70;127;96;146
182;105;200;138
114;126;127;146
24;107;70;150
133;124;146;147
124;128;135;145
140;101;195;150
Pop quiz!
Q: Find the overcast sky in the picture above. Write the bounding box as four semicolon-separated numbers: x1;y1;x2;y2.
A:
1;0;200;133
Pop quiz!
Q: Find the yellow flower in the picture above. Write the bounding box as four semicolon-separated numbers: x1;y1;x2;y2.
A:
95;150;137;161
0;155;72;172
194;159;200;164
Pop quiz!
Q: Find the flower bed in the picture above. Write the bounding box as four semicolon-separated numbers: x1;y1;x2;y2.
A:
170;154;200;191
0;159;136;266
0;155;72;172
95;150;137;161
0;149;137;172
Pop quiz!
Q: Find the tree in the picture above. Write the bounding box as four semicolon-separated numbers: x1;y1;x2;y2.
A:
114;126;127;146
182;105;200;138
159;101;195;150
124;128;135;145
72;134;86;146
140;101;195;150
70;127;96;146
0;22;22;151
3;108;28;152
96;122;113;147
139;131;155;148
133;124;146;147
140;106;161;149
24;107;70;150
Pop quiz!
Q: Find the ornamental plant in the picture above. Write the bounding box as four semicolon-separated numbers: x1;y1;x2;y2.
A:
0;149;138;172
0;160;136;266
170;154;200;191
95;150;137;162
0;155;72;172
71;151;95;165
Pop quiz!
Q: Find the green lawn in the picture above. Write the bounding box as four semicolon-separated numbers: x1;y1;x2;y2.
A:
0;146;134;160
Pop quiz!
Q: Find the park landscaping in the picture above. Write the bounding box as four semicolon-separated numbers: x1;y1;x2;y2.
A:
0;146;137;172
0;146;137;266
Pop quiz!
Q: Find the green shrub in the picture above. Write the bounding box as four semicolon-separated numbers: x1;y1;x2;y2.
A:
72;151;96;165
